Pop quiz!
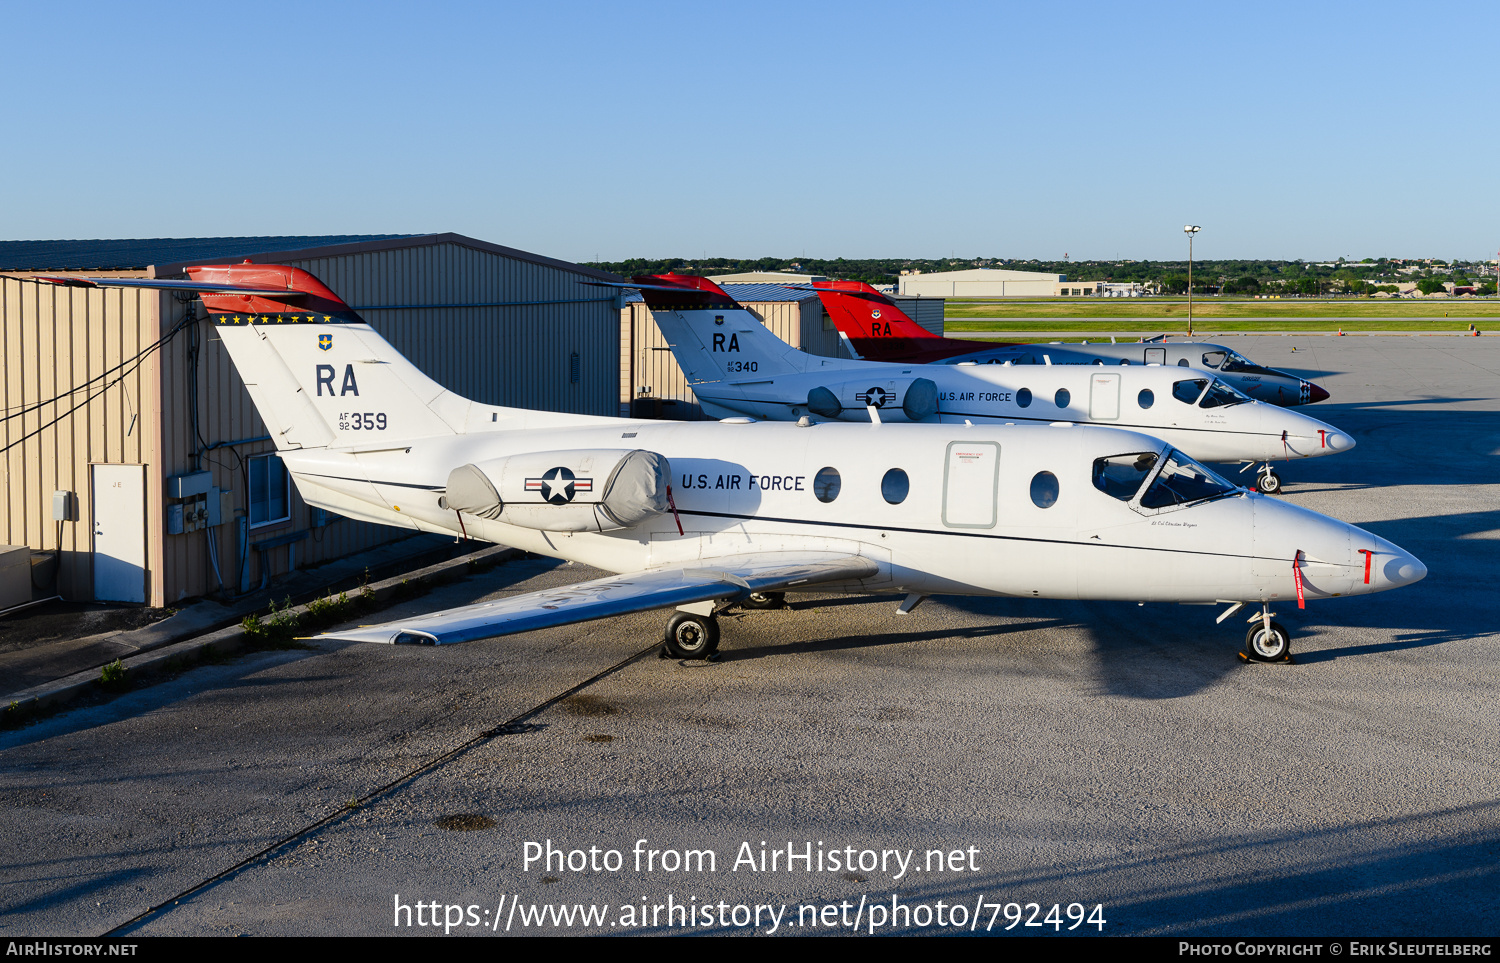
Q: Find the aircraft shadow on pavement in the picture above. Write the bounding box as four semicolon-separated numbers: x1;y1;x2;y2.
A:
1;865;157;920
864;801;1500;936
1273;402;1498;489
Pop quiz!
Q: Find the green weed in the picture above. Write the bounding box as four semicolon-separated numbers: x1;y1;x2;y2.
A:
99;659;128;691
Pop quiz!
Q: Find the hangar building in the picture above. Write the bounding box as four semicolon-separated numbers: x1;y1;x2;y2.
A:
1;234;623;608
899;267;1070;298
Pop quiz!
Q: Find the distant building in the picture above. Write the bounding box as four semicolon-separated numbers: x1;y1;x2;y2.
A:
707;271;827;284
899;268;1063;298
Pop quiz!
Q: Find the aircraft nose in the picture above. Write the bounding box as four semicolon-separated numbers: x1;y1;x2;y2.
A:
1383;549;1427;588
1325;430;1356;452
1306;382;1330;403
1355;533;1427;592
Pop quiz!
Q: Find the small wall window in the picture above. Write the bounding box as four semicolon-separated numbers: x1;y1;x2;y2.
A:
249;453;291;528
881;468;909;505
1030;471;1059;508
1055;388;1071;408
813;467;841;503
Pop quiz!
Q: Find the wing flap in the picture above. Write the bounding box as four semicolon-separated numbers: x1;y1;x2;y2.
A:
314;551;879;645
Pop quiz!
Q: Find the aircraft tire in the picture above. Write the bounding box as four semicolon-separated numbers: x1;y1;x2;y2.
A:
1256;471;1283;495
1243;621;1292;663
739;591;785;610
664;612;720;659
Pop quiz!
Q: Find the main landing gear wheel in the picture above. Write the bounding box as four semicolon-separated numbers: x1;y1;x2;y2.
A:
739;591;785;610
663;612;720;660
1243;621;1293;663
1256;470;1283;495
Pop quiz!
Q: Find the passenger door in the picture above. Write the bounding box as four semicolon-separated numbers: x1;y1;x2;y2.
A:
942;442;999;529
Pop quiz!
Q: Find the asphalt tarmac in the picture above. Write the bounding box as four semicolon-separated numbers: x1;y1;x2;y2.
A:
2;337;1496;938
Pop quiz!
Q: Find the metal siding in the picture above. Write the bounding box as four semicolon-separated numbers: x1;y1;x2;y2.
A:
1;276;159;603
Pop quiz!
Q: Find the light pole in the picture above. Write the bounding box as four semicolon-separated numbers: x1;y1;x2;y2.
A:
1183;225;1201;337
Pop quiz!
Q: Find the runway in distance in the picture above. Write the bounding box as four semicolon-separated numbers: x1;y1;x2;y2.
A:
634;274;1351;494
36;266;1424;664
811;280;1330;407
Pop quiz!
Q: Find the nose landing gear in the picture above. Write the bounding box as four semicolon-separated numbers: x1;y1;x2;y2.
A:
1255;466;1283;494
1239;602;1293;663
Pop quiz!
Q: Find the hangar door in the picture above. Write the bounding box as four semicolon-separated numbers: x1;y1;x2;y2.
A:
92;464;147;603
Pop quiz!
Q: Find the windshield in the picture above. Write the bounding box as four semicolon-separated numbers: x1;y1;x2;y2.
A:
1139;449;1239;509
1092;452;1160;501
1219;349;1256;372
1198;378;1252;408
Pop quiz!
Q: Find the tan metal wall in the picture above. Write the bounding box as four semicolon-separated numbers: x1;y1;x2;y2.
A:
620;298;837;420
5;240;622;606
1;276;162;603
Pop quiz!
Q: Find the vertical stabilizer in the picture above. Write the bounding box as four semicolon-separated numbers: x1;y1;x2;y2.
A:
186;264;470;449
814;280;1016;364
634;274;824;385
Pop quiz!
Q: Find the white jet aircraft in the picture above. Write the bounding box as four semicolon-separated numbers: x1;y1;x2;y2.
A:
811;280;1331;407
633;275;1351;494
37;266;1425;664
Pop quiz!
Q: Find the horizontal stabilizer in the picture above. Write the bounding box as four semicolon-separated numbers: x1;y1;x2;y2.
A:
31;275;306;298
312;551;878;645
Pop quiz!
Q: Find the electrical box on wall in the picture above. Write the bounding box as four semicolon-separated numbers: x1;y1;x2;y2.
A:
52;490;75;521
207;488;232;527
166;471;212;499
165;472;214;535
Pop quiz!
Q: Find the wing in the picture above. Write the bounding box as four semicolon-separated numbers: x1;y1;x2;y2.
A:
312;551;880;645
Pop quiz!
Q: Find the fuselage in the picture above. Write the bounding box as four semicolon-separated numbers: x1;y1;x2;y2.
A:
687;356;1350;465
279;420;1418;607
925;340;1328;407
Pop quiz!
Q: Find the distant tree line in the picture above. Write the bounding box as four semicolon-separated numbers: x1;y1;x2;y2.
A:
585;255;1497;295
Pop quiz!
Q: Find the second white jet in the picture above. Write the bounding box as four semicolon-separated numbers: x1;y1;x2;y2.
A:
632;274;1353;494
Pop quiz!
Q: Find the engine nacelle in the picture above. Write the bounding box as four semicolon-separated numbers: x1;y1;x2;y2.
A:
806;377;938;422
441;449;670;533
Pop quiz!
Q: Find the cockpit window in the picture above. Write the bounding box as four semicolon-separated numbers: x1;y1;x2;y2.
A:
1201;351;1226;369
1092;452;1159;501
1139;450;1238;509
1172;379;1209;404
1198;378;1252;408
1219;349;1255;372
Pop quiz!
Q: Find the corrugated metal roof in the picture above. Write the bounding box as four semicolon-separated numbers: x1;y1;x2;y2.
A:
0;235;417;271
620;282;817;306
721;282;819;302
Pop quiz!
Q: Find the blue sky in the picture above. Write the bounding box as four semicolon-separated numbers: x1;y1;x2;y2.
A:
2;1;1496;262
